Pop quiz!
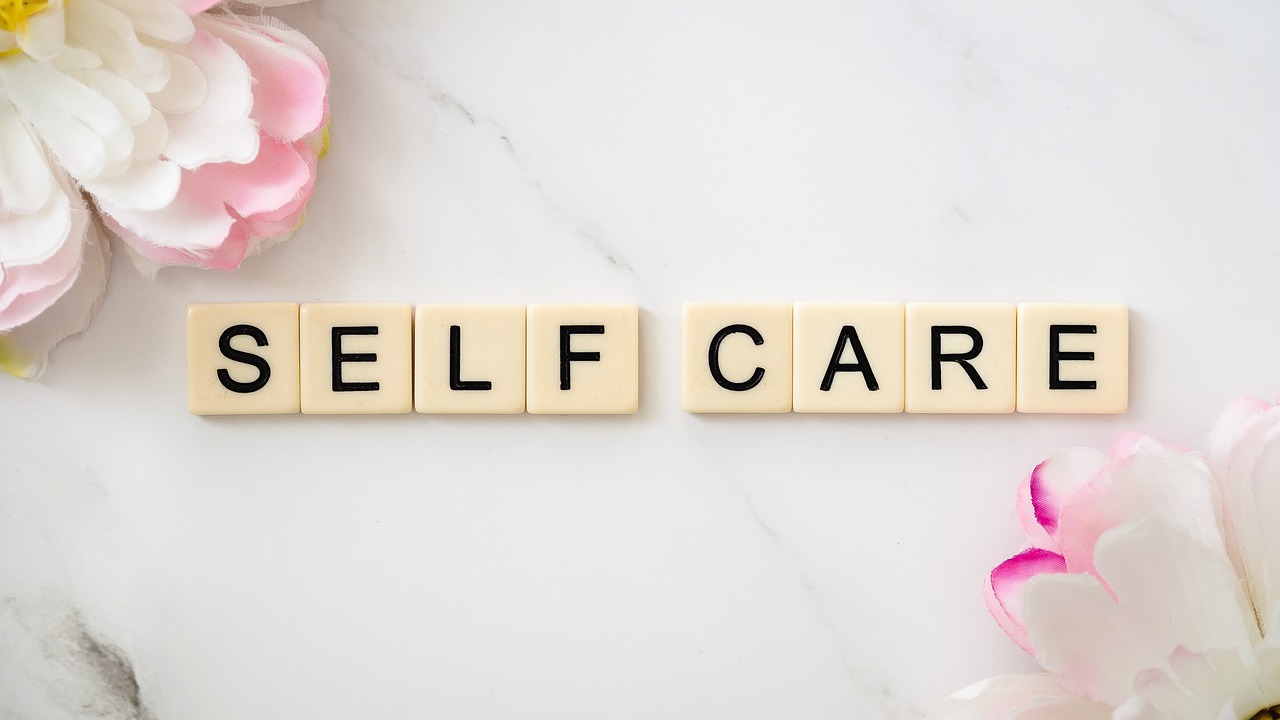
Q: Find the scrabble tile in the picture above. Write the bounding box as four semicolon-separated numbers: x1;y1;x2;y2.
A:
905;303;1016;414
415;304;526;414
526;304;639;415
187;303;300;415
300;304;413;415
683;303;792;413
793;302;904;413
1017;304;1128;414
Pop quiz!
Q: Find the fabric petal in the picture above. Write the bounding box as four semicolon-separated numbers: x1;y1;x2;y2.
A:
0;191;108;379
987;548;1067;655
0;100;53;214
96;0;195;43
1209;400;1280;636
16;0;67;62
941;674;1111;720
0;58;132;181
1016;448;1111;551
1026;515;1258;706
1056;437;1227;579
65;0;170;93
161;29;257;168
200;14;327;142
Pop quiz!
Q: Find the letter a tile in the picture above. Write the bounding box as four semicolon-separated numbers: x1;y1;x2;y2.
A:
793;302;904;413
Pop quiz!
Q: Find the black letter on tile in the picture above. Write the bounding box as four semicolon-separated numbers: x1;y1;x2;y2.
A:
1049;324;1098;390
450;325;493;391
821;325;879;392
560;325;605;390
931;326;987;390
217;324;271;394
332;326;380;392
709;324;766;392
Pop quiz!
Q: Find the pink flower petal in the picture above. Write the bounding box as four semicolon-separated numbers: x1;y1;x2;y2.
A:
1016;448;1111;551
201;16;328;142
986;548;1067;655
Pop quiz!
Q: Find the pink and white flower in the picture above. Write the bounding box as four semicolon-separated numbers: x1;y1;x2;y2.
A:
945;398;1280;720
0;0;328;378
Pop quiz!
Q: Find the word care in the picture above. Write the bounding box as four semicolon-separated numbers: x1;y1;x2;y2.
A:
187;302;1128;416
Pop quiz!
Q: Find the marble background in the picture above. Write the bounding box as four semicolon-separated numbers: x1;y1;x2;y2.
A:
4;1;1280;718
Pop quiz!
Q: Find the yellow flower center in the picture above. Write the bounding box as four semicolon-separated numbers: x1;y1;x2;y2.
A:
0;0;53;57
0;0;51;33
1248;706;1280;720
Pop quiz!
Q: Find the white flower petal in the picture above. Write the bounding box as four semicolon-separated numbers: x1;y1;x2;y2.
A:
941;674;1112;720
49;46;103;71
16;0;67;62
1058;438;1229;578
147;51;205;114
1095;516;1259;656
98;185;234;251
65;0;170;93
1025;572;1155;705
1209;402;1280;637
0;166;90;337
82;157;179;211
1026;516;1258;707
83;68;152;128
131;106;168;160
161;29;257;168
0;170;71;267
0;100;53;214
96;0;195;43
0;213;109;379
0;58;132;180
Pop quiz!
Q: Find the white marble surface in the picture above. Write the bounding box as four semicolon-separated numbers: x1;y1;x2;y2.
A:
4;1;1280;718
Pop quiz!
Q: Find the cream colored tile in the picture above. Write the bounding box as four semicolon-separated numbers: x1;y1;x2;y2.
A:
187;303;300;415
415;304;526;414
683;303;792;414
300;304;413;415
526;304;638;415
905;303;1016;414
1017;304;1128;414
793;302;904;413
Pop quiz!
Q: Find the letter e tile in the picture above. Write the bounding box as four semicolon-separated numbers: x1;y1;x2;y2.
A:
300;304;413;415
1017;303;1128;414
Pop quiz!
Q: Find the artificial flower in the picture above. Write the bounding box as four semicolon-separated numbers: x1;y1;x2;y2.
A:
0;0;329;378
944;398;1280;720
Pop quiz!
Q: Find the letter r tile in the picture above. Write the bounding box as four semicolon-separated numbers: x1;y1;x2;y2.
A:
187;303;300;416
905;303;1016;414
300;303;413;415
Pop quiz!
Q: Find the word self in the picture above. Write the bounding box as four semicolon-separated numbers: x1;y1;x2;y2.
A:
187;303;639;416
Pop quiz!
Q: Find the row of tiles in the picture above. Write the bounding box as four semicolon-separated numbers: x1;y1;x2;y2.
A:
187;302;1128;415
